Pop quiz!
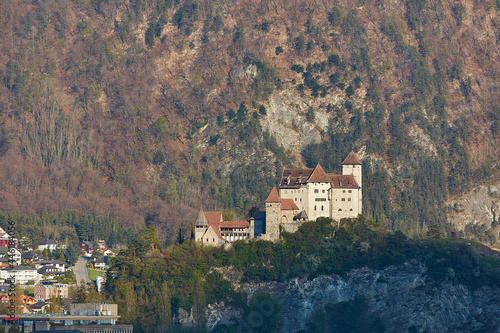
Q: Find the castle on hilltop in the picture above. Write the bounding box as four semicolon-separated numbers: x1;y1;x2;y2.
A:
194;152;362;245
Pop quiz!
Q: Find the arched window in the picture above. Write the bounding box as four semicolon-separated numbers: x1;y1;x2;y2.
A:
314;205;317;211
321;206;324;211
338;209;342;211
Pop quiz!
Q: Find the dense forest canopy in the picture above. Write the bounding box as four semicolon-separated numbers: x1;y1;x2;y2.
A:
0;0;498;244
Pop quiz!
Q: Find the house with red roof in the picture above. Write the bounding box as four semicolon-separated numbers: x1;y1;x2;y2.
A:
194;209;254;246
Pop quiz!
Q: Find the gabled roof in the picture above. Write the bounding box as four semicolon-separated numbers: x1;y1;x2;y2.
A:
82;240;93;248
281;199;299;210
341;152;362;165
329;174;359;188
22;252;40;260
204;225;226;242
204;212;223;225
38;239;57;245
280;169;314;188
95;256;108;264
38;266;62;274
195;209;208;227
220;221;250;228
30;301;49;310
265;187;281;203
307;164;331;183
294;210;308;220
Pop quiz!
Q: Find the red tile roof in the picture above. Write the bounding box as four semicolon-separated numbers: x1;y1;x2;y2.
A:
328;174;359;188
281;199;299;210
341;152;362;165
221;221;250;228
265;187;281;203
204;211;223;225
280;168;314;188
307;164;331;183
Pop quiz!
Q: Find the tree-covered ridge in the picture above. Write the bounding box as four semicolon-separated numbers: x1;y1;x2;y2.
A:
0;0;498;244
104;217;500;332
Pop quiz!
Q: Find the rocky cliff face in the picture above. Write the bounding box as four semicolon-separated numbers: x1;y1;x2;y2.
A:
448;184;500;244
206;261;500;332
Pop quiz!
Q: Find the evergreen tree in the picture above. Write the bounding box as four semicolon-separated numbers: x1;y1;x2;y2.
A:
157;281;172;330
191;277;206;328
427;222;442;239
74;281;88;303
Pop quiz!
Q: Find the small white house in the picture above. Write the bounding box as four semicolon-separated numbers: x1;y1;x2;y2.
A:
0;266;40;284
0;247;21;266
38;260;66;273
37;239;57;252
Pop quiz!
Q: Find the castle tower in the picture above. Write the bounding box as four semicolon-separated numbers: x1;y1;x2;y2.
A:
341;152;362;188
194;208;208;241
264;187;282;242
341;152;363;215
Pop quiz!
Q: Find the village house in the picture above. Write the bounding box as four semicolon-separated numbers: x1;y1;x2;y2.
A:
0;266;40;284
96;240;107;252
94;256;109;270
0;227;17;248
38;259;66;273
81;241;93;256
29;301;50;313
37;239;57;252
0;247;21;266
0;293;36;306
34;281;69;301
21;251;44;264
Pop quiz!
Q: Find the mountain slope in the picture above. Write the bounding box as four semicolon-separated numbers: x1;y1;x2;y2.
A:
0;0;498;244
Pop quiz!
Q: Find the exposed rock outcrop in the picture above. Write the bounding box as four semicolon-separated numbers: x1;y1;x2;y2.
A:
448;184;500;243
206;261;500;332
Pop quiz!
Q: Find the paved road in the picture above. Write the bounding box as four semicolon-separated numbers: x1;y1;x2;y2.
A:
74;255;90;285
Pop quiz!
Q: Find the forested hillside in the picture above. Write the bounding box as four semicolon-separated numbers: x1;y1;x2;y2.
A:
0;0;499;245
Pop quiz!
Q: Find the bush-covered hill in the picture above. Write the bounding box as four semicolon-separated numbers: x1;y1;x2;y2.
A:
0;0;498;244
104;217;500;332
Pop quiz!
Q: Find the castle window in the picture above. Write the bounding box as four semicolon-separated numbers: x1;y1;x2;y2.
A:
322;189;325;193
314;189;319;193
338;209;342;211
343;190;346;193
348;198;351;201
321;206;324;211
300;198;302;202
314;206;317;211
341;198;345;201
213;238;215;242
350;209;353;211
348;190;352;193
295;198;297;201
284;190;287;194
